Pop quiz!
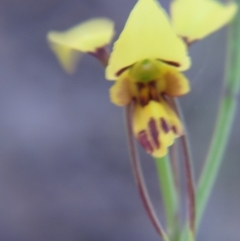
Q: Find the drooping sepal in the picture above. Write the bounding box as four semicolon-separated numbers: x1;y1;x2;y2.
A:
47;18;115;72
48;44;82;74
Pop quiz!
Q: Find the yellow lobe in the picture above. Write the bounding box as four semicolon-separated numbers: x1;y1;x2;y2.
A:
106;0;191;80
110;70;133;106
171;0;238;43
160;62;190;96
133;100;183;158
47;18;114;72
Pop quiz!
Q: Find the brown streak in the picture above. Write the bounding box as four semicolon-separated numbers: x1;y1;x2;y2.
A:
138;130;153;153
116;65;133;77
137;82;145;90
172;125;177;134
148;118;160;148
149;81;160;102
159;59;180;67
160;118;170;133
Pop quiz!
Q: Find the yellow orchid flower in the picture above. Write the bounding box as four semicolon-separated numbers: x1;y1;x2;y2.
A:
47;18;115;73
47;0;237;157
107;0;190;157
171;0;238;45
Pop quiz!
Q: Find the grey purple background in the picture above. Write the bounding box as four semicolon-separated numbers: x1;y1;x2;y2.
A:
0;0;239;240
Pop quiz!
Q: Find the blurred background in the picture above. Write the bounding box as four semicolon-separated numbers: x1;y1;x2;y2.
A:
0;0;239;240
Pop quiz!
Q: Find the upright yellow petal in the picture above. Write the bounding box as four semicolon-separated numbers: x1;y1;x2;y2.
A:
171;0;238;43
47;18;114;72
106;0;190;80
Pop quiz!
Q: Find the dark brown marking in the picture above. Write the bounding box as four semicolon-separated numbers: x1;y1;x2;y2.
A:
136;82;145;90
160;118;169;133
148;118;160;148
138;130;153;153
139;97;148;106
149;81;160;101
172;125;177;134
158;59;180;67
136;82;149;106
116;65;133;77
88;46;109;66
181;36;199;47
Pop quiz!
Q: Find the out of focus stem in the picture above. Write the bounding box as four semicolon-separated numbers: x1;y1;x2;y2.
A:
155;155;179;240
180;5;240;241
173;99;196;241
197;6;240;227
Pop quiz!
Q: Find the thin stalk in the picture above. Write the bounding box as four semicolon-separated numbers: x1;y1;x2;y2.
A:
172;99;196;241
170;143;181;197
125;104;171;241
196;7;240;227
180;9;240;241
155;155;180;240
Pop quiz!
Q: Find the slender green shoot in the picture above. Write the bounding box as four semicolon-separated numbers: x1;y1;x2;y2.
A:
180;7;240;241
155;155;179;239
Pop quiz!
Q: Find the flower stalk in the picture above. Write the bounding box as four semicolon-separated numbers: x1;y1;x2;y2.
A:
197;1;240;226
125;104;171;241
172;99;196;241
155;155;180;240
180;4;240;240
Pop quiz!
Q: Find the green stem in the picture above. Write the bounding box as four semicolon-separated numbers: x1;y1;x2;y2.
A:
170;143;181;197
180;7;240;241
155;155;179;239
197;7;240;226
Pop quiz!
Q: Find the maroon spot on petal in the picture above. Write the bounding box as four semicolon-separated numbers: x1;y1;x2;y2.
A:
149;81;156;88
149;81;160;101
160;118;169;133
139;97;148;106
148;118;160;148
136;82;145;90
172;125;177;134
137;130;154;153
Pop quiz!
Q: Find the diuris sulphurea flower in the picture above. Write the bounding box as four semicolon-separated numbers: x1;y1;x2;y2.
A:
106;0;190;157
47;0;237;157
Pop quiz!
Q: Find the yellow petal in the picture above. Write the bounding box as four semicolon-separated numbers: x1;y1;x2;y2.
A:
49;43;82;74
171;0;238;43
106;0;190;80
47;18;114;72
133;100;183;157
160;63;190;96
109;71;132;106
